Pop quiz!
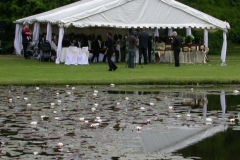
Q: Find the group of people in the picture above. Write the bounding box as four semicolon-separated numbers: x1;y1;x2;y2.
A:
61;32;126;63
126;28;182;68
21;25;185;70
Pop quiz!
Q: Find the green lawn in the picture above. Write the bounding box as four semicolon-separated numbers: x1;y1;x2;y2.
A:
0;54;240;85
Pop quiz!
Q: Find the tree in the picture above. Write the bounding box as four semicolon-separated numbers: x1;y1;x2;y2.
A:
0;0;78;53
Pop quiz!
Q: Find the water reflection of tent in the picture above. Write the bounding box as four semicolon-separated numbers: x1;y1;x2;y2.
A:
140;125;228;153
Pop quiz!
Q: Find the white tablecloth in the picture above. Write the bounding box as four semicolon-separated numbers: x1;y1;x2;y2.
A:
164;51;204;64
59;47;89;65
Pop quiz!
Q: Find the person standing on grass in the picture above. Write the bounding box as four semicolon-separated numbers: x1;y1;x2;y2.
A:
22;25;32;59
138;27;149;65
104;31;117;71
127;31;139;68
172;31;182;67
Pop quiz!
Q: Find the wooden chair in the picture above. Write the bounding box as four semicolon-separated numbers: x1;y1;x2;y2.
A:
182;43;190;63
165;43;173;63
155;41;166;63
190;44;197;63
203;47;209;63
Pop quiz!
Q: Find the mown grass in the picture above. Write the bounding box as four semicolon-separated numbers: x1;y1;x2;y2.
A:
0;54;240;86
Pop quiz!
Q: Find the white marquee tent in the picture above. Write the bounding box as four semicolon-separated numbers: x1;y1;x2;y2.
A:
14;0;230;64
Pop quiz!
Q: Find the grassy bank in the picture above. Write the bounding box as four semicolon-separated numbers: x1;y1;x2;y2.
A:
0;54;240;86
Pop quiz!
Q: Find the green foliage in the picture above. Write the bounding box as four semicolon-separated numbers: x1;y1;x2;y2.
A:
178;0;240;52
0;0;78;53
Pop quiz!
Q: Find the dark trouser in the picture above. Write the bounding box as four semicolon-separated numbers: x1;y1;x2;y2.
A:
115;50;119;62
103;55;107;62
174;48;180;67
128;49;135;68
107;51;117;70
22;42;28;59
91;51;99;62
148;47;152;63
121;47;125;62
139;48;147;64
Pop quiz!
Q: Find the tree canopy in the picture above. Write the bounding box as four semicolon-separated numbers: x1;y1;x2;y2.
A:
0;0;239;53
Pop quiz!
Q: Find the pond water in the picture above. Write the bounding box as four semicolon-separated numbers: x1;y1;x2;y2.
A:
0;85;240;159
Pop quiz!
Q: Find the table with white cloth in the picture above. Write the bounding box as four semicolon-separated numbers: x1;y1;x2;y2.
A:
164;50;204;64
59;46;89;65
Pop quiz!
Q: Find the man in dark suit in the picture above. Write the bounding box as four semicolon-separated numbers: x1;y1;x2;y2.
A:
172;31;182;67
138;27;149;64
91;35;103;62
104;31;117;71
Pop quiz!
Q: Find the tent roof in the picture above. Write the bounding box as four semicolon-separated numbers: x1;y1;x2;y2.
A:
14;0;230;31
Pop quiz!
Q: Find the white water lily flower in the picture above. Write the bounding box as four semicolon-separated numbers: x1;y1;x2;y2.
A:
33;152;38;155
94;90;98;93
41;115;46;119
27;103;31;107
168;106;173;109
67;92;71;95
186;114;191;117
233;90;239;94
94;103;99;107
140;107;145;110
90;123;100;127
8;99;12;103
30;121;37;125
66;85;69;88
56;92;59;95
206;118;213;122
24;97;28;100
95;119;102;123
147;119;151;123
79;117;84;121
116;102;120;105
110;84;115;87
149;102;154;106
176;115;182;118
125;97;129;100
16;96;20;99
136;126;142;131
57;100;61;103
71;87;75;90
55;117;60;120
230;118;235;122
91;108;96;112
36;87;40;90
93;93;97;96
190;88;194;92
84;120;89;123
51;103;55;106
53;111;57;114
57;142;63;147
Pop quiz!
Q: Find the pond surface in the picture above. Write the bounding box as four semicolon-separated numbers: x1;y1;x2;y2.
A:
0;85;240;159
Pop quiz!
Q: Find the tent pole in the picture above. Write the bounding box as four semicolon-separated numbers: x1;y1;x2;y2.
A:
46;23;52;42
33;22;40;41
204;29;208;47
14;24;23;55
55;26;64;64
221;31;227;66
